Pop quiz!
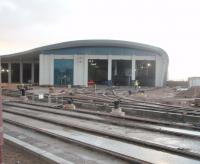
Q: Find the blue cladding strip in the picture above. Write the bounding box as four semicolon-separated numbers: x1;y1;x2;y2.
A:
42;46;156;56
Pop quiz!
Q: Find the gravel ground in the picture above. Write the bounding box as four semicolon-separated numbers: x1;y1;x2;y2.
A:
3;142;49;164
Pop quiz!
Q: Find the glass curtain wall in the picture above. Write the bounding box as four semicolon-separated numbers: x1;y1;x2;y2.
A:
54;59;74;85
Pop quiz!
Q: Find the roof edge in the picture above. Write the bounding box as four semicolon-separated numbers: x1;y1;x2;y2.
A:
1;39;168;59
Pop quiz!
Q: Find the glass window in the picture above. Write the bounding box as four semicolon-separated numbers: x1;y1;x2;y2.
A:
23;63;32;83
11;63;20;83
54;59;74;85
136;60;155;86
1;63;8;83
34;63;39;84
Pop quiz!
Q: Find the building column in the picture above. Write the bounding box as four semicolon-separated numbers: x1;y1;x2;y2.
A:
131;57;136;83
20;62;23;83
31;63;34;84
49;55;54;86
108;55;112;86
39;54;44;85
84;55;88;87
8;63;11;83
155;56;162;87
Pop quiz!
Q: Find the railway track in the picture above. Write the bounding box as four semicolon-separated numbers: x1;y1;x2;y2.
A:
3;88;200;116
3;102;200;163
32;93;200;124
4;101;200;132
4;122;127;164
2;88;200;124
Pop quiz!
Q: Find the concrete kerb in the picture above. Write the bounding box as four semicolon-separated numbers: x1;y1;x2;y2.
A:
4;134;73;164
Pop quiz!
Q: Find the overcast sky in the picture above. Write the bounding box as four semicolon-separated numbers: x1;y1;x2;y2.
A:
0;0;200;80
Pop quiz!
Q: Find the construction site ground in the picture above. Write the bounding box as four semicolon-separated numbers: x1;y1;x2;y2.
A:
2;84;196;107
4;142;48;164
2;84;200;163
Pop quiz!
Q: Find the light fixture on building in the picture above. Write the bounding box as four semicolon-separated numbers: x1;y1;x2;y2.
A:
1;69;5;72
147;63;151;67
6;69;9;72
91;63;96;66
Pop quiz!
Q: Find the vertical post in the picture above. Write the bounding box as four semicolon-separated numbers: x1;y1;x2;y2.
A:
131;58;136;84
20;62;23;83
39;54;44;85
108;55;112;86
84;55;88;87
94;84;96;95
31;63;34;84
48;95;51;105
32;94;35;102
8;63;11;83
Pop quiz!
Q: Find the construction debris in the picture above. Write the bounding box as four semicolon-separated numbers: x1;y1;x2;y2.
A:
176;86;200;98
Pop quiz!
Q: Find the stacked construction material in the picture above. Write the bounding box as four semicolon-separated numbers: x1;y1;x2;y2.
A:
176;86;200;98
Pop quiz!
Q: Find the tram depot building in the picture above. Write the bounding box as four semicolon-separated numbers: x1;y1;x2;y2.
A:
1;40;168;87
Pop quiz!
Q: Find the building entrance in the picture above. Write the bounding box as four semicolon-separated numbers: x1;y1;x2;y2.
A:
54;59;73;85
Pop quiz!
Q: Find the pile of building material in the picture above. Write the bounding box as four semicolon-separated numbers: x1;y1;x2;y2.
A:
194;98;200;107
176;86;200;98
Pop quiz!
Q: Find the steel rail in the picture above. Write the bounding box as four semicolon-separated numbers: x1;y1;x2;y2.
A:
3;117;149;164
4;101;200;131
3;109;200;160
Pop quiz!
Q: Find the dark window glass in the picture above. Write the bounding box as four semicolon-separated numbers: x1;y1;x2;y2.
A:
136;60;155;86
88;59;108;84
112;60;131;85
11;63;20;83
34;63;39;84
23;63;32;83
1;63;8;83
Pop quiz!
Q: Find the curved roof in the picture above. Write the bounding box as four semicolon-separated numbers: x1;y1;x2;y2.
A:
1;39;168;60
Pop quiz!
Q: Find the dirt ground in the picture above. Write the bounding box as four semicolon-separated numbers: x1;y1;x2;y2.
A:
1;84;198;107
3;142;49;164
114;86;196;107
129;87;195;106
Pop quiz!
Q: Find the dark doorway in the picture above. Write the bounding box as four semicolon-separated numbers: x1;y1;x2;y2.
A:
1;63;8;83
136;60;155;86
112;60;131;85
34;63;39;84
23;63;32;83
11;63;20;83
88;59;108;84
